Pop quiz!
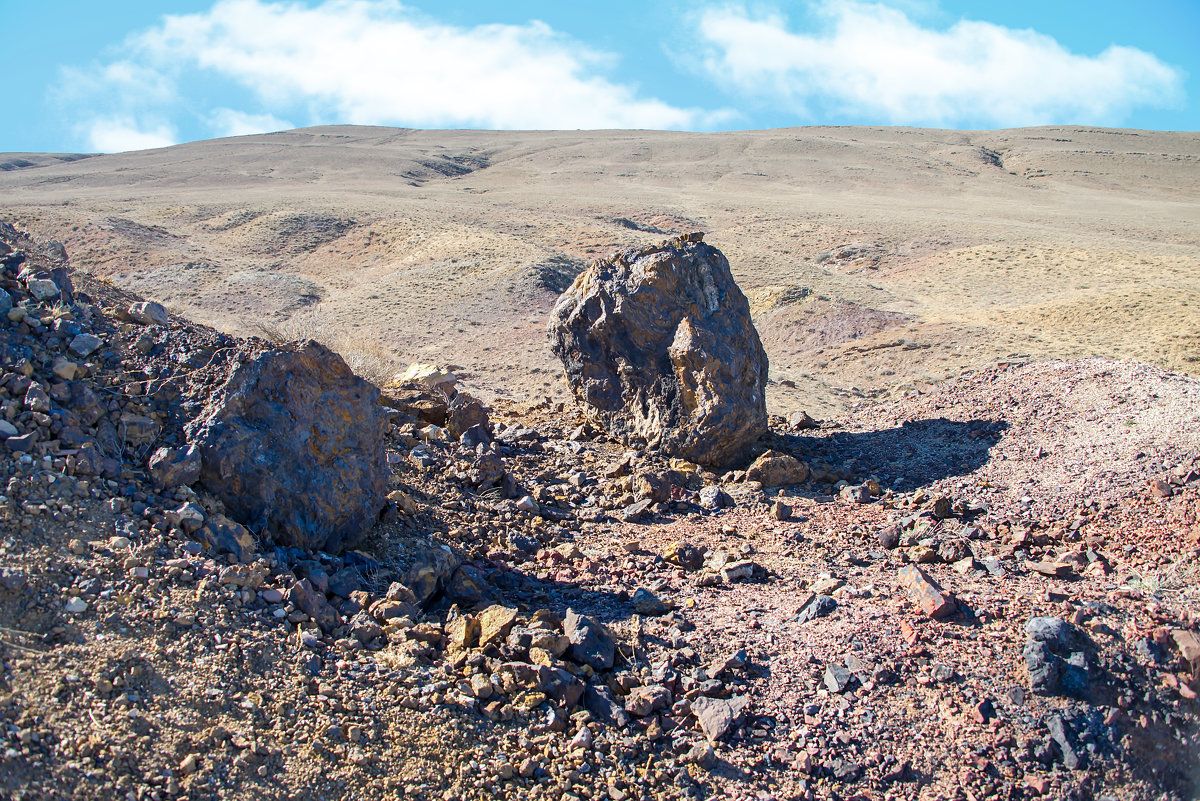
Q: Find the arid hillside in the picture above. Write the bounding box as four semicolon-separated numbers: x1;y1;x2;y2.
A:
1;125;1197;415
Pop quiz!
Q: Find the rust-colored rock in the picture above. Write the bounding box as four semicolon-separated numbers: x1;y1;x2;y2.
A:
186;341;388;553
898;565;956;619
548;234;768;467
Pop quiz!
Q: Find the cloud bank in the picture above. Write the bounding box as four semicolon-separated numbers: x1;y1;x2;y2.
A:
695;2;1184;127
63;0;712;152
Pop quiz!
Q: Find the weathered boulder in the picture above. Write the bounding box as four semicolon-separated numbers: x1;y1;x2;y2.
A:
548;234;768;467
186;341;388;553
746;449;809;487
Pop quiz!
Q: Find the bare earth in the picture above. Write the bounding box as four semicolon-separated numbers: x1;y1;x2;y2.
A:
1;125;1198;416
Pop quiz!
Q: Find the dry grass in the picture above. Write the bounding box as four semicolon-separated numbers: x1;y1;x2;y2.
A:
248;308;403;387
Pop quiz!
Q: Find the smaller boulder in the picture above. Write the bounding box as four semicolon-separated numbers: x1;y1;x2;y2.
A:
746;450;809;487
128;301;169;326
148;445;202;489
446;394;489;441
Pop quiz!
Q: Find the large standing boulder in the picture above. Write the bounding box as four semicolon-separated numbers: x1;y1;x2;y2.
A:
186;341;388;553
548;234;768;467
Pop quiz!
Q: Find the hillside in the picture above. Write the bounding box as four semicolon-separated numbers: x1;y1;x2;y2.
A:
1;125;1197;416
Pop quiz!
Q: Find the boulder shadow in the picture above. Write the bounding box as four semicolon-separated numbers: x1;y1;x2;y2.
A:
777;417;1009;490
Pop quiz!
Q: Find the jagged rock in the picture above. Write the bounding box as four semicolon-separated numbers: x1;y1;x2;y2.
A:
405;545;460;605
197;514;256;563
128;301;169;326
288;578;341;633
625;684;671;717
691;694;749;743
186;341;388;553
746;450;809;488
564;608;615;670
548;235;768;467
147;445;201;489
446;393;489;441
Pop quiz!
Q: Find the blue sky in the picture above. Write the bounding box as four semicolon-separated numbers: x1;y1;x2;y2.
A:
2;0;1195;153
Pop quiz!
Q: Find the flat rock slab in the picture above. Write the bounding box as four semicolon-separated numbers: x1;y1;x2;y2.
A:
691;694;749;743
898;564;957;619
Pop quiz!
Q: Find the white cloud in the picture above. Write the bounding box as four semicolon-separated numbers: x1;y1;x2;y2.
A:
696;2;1184;127
65;0;714;137
207;108;294;137
86;118;177;153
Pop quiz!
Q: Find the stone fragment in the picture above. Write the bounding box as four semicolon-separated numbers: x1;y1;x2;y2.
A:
548;235;768;467
147;445;201;488
478;605;519;647
187;341;388;553
1025;618;1089;652
128;301;169;326
663;541;705;571
1171;629;1200;670
446;393;489;441
691;694;749;743
769;499;791;520
197;514;256;563
625;685;671;717
897;565;956;619
564;608;615;670
288;579;341;633
746;450;809;488
68;333;102;358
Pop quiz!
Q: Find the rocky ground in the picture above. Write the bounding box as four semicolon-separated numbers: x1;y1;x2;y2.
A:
1;222;1198;801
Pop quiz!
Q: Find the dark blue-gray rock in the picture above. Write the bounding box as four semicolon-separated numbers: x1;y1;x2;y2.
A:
68;333;103;358
0;420;16;439
404;545;460;605
197;514;256;563
584;685;630;728
564;608;615;670
1025;617;1089;652
548;234;768;468
186;341;388;553
621;498;654;523
288;578;341;633
796;594;837;623
147;445;201;489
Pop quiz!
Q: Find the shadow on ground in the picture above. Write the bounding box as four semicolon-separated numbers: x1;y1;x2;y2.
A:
780;417;1009;490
